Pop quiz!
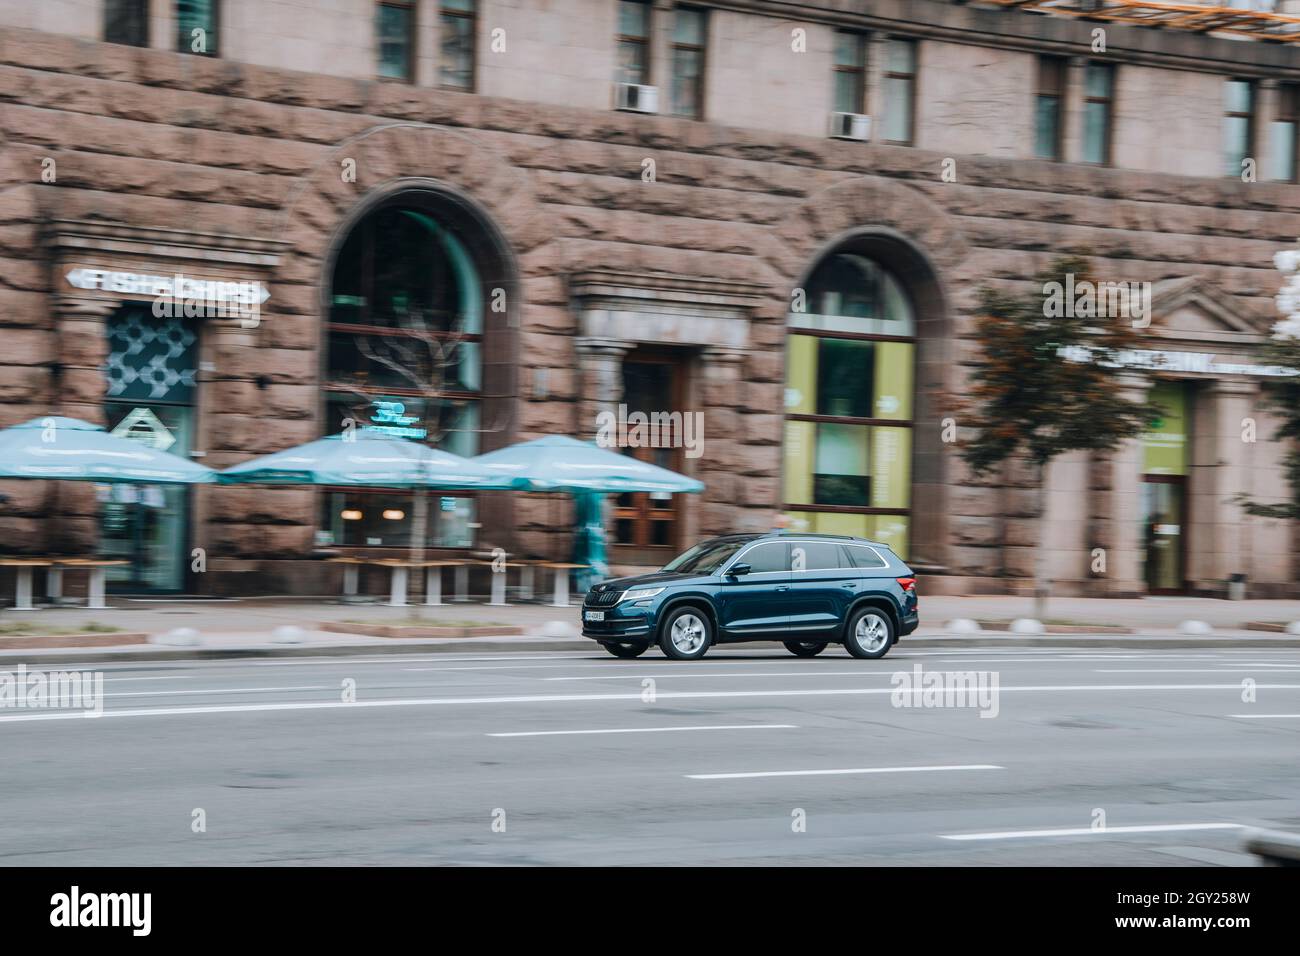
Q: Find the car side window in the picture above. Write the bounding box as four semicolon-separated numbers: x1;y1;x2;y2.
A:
842;544;887;570
792;541;841;571
740;542;789;573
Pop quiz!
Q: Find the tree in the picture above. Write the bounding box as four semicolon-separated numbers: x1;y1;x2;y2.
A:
959;256;1159;619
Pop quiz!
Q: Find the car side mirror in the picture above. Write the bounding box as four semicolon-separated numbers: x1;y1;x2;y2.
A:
727;563;752;577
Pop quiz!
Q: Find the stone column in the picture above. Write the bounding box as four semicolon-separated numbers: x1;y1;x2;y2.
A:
699;346;750;535
1086;374;1148;596
1190;378;1259;593
48;295;117;555
574;336;629;443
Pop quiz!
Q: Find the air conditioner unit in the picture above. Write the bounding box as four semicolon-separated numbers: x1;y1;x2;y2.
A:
614;83;659;114
829;111;871;141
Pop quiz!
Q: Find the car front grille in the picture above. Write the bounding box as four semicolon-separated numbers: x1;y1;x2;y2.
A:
584;588;622;607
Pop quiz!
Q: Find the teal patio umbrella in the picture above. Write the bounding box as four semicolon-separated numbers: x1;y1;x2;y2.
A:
471;435;705;590
0;416;216;484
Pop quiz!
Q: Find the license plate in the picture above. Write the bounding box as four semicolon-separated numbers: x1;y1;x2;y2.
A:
584;611;605;622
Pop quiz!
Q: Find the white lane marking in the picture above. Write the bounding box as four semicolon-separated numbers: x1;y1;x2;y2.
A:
942;823;1246;841
544;670;899;681
1226;713;1300;719
1095;668;1300;674
687;764;1003;780
2;682;1298;723
100;676;195;682
104;685;332;698
489;724;797;737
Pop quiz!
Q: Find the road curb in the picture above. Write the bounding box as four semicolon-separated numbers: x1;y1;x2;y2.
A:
1;632;1297;666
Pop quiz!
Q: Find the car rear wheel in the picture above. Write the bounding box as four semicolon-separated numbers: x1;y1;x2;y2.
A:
601;642;648;659
783;640;828;658
845;607;894;660
659;607;712;661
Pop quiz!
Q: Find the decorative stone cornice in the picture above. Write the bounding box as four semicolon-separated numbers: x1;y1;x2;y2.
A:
571;270;761;351
46;219;290;272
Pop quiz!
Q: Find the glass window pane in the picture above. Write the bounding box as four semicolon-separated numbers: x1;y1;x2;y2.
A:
671;48;701;117
1034;96;1060;160
844;544;887;569
617;40;647;86
1084;62;1111;99
834;32;863;69
816;338;873;419
741;542;788;573
796;253;916;335
884;76;912;142
870;426;911;508
674;8;704;45
792;541;841;571
886;38;914;74
1225;79;1252;115
618;0;648;38
1271;120;1297;182
834;71;860;114
105;0;148;46
176;0;217;55
783;419;815;506
873;342;914;420
377;5;412;79
442;0;475;11
813;423;870;505
1082;101;1108;164
1223;115;1250;177
869;515;909;559
441;14;475;89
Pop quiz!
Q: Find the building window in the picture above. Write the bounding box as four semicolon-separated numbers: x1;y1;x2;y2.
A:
440;0;476;91
670;6;706;119
377;2;415;81
783;252;916;558
1082;61;1114;165
616;0;651;87
104;0;148;46
324;203;488;549
832;31;867;115
176;0;218;57
1224;78;1255;178
612;353;686;553
1034;55;1065;161
1271;83;1299;183
882;38;916;145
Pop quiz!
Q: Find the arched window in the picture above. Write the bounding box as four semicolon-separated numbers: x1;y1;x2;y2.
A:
320;202;493;551
783;251;916;556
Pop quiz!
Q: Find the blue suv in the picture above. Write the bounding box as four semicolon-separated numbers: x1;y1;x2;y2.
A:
581;533;918;661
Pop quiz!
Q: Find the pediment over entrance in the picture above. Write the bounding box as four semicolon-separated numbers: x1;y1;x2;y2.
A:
1148;275;1268;346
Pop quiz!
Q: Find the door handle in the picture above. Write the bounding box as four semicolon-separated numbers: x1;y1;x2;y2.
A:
775;585;789;592
841;583;856;589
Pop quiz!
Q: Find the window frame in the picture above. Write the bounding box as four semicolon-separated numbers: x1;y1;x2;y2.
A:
376;0;417;84
832;30;868;116
882;37;917;146
175;0;220;57
104;0;150;47
1082;60;1115;166
669;5;708;120
1034;54;1066;161
1223;77;1256;179
615;0;652;88
440;0;478;92
1273;82;1300;184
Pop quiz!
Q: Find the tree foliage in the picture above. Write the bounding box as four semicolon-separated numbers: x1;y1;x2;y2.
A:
1238;334;1300;519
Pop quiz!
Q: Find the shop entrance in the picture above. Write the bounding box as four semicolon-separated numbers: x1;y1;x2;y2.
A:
98;304;199;593
1140;381;1191;595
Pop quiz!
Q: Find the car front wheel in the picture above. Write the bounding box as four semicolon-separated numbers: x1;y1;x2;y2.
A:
602;642;648;659
659;607;712;661
783;640;828;658
845;607;894;659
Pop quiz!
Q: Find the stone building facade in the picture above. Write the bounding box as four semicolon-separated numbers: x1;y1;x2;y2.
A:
0;0;1298;598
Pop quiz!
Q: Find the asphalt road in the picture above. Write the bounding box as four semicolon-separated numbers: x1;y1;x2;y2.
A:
0;642;1297;866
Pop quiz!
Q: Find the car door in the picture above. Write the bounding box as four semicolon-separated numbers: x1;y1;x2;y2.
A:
786;540;855;633
716;541;790;638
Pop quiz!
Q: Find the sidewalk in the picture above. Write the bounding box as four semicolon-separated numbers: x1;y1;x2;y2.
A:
1;593;1298;663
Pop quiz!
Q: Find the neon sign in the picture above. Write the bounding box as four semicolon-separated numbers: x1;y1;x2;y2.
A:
364;400;428;440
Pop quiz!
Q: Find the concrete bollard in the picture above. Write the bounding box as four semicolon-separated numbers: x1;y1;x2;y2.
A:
1177;620;1213;635
271;625;306;644
1010;618;1044;635
1243;828;1300;867
946;618;982;634
539;620;578;639
151;627;201;647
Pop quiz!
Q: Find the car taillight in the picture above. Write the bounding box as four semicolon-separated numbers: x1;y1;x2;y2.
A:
896;577;916;592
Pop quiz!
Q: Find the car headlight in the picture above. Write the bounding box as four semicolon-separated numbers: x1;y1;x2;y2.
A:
621;587;665;603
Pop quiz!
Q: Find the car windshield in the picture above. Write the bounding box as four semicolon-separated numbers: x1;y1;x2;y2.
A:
661;539;749;575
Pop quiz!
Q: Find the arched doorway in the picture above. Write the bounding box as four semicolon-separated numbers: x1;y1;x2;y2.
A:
318;187;517;553
782;229;949;565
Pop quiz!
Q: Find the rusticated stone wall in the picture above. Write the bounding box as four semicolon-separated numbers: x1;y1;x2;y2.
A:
0;26;1296;594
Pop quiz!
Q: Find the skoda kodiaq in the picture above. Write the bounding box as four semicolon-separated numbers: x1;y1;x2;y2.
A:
580;532;918;661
